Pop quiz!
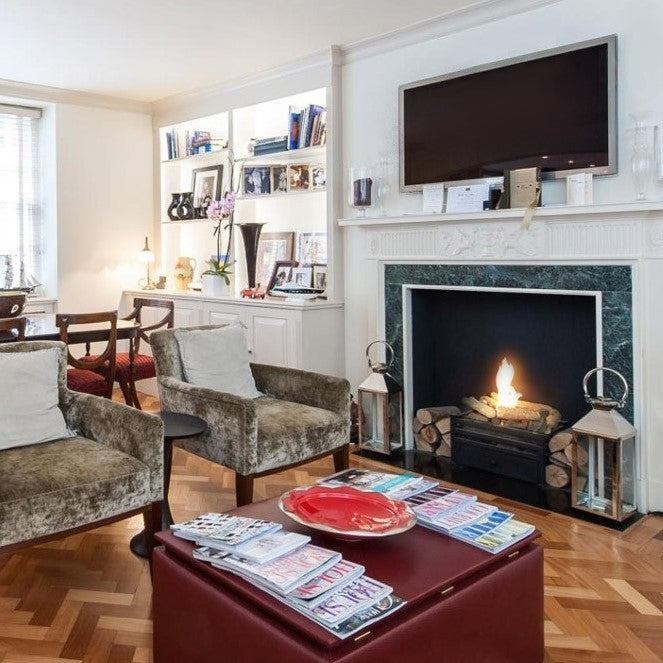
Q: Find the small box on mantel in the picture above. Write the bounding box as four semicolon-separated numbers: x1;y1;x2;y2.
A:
566;173;593;206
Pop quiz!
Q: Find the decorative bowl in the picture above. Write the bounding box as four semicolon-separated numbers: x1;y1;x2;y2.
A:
279;485;417;541
0;291;27;318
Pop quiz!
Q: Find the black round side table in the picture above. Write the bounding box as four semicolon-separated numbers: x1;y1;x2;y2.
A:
130;411;207;558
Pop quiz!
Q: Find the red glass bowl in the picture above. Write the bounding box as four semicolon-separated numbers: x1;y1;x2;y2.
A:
279;485;416;540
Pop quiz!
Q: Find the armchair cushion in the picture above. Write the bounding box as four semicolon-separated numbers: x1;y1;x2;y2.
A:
0;436;151;547
0;347;71;450
174;325;262;399
253;398;348;474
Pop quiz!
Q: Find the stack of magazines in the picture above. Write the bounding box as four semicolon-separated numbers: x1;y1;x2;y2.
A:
317;469;438;501
405;486;534;553
317;470;534;555
171;513;406;639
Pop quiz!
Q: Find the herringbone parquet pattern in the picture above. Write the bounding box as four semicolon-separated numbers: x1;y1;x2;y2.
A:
1;391;662;662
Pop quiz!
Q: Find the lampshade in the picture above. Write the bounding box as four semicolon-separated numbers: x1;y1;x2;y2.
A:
139;236;155;264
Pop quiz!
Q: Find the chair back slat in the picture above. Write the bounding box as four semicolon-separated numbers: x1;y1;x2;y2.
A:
56;311;117;398
124;298;174;354
0;316;27;341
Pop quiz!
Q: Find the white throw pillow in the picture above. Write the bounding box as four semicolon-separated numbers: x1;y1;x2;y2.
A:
0;348;72;450
175;325;263;399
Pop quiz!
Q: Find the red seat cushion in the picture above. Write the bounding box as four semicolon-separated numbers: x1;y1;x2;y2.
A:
85;352;156;383
67;368;109;396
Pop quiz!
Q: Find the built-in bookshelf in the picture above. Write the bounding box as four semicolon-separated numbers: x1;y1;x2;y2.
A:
158;86;338;301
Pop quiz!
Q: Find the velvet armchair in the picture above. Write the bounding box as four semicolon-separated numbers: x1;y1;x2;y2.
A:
0;341;164;554
150;326;351;506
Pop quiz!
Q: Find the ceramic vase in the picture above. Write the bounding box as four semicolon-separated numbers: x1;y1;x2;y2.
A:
201;273;231;297
177;192;194;220
167;193;181;221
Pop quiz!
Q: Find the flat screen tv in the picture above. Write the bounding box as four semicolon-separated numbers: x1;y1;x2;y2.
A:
399;36;616;191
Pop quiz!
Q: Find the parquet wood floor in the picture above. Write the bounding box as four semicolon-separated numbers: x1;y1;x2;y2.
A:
1;390;662;662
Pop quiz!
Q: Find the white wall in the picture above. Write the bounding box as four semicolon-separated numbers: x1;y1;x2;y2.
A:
55;104;153;311
342;0;663;390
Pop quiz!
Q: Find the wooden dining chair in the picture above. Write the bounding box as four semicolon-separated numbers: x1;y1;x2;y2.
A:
0;316;27;341
117;298;174;409
57;311;118;399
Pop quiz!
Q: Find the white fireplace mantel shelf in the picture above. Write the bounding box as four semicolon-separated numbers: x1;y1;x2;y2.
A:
338;200;663;227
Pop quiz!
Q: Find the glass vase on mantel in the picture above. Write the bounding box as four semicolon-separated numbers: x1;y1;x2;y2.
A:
628;114;656;201
348;166;374;217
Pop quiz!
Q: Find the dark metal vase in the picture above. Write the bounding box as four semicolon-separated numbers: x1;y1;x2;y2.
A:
238;223;266;289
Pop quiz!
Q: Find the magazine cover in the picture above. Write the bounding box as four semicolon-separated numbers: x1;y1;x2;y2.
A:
329;594;407;639
472;519;534;553
413;492;477;521
172;513;281;547
405;486;456;506
290;560;365;604
451;510;514;544
428;502;497;532
219;531;310;564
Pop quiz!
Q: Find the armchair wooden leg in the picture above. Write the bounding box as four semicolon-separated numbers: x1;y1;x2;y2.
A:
333;444;350;472
119;380;133;407
143;501;163;566
129;379;143;410
235;474;254;507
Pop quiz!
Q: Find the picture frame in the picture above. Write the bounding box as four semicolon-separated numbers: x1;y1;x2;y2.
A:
243;166;271;196
271;165;288;193
191;165;224;212
267;259;298;293
298;232;327;265
291;266;313;287
311;264;328;294
256;232;295;290
311;163;326;189
287;164;310;191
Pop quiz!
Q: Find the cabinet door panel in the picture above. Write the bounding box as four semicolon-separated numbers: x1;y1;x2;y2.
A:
251;315;289;367
174;304;200;328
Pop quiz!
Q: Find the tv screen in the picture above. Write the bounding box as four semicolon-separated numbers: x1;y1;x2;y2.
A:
400;37;616;190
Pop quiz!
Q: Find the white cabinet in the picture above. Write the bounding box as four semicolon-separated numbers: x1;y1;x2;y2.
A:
24;298;57;314
122;290;344;377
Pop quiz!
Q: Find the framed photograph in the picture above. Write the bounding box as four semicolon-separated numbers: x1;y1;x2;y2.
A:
256;232;295;289
243;166;271;195
291;267;313;287
311;164;326;189
312;264;328;294
267;260;298;292
298;232;327;265
191;165;223;211
287;164;310;191
271;165;288;193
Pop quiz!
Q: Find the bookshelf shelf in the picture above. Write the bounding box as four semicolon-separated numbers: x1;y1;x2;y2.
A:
236;188;326;201
161;148;228;165
237;145;326;165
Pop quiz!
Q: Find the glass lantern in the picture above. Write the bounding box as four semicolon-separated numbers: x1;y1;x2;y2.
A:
357;341;403;455
348;166;374;217
571;367;637;522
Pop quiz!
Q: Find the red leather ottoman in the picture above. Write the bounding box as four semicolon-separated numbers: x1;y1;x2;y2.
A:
153;498;544;663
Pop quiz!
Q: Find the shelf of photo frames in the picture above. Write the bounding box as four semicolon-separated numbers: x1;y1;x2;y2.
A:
236;187;326;201
237;145;326;165
161;217;214;226
161;148;228;165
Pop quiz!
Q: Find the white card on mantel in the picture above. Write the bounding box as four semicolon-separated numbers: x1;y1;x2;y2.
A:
422;183;445;214
445;183;490;214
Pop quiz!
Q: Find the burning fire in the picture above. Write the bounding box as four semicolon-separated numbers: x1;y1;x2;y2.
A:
495;357;521;409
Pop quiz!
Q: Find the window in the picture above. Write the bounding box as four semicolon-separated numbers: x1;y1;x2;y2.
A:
0;103;42;290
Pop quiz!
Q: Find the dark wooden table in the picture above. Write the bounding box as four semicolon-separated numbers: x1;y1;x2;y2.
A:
0;314;139;343
130;411;208;558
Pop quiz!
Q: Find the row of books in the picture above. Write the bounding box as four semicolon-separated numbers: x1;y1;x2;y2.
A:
318;470;534;554
165;129;227;160
251;135;289;156
172;513;405;639
289;104;327;150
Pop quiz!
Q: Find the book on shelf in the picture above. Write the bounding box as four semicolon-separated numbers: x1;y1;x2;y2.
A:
171;512;282;550
165;128;226;159
288;104;327;150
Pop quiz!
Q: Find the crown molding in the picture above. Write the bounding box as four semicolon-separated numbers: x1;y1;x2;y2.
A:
340;0;566;63
151;49;334;120
0;78;151;114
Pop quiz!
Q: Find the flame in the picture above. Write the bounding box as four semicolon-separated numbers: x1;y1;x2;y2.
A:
495;357;521;409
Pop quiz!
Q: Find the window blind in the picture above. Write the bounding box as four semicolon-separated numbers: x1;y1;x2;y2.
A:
0;104;42;290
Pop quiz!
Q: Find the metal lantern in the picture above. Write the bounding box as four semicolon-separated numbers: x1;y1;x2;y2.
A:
571;367;637;521
357;341;403;455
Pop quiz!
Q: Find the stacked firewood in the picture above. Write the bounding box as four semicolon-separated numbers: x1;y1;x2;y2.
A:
461;393;561;435
545;429;588;488
412;406;461;457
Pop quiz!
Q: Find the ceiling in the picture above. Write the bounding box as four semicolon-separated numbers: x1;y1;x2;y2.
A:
0;0;484;103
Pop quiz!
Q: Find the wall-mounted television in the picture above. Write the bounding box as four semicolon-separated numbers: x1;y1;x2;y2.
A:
399;36;617;191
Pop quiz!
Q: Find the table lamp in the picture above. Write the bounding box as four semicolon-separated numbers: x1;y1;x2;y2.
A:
138;236;156;290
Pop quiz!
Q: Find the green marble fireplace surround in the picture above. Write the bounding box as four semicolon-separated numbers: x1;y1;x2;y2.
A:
384;264;634;422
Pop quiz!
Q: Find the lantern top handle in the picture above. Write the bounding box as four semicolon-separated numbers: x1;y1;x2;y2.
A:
366;340;395;374
583;367;629;410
